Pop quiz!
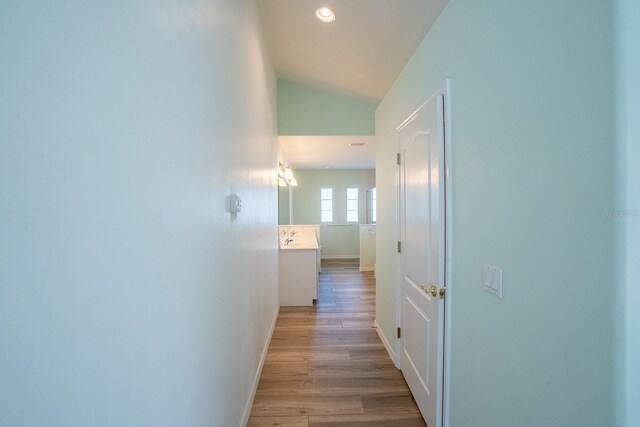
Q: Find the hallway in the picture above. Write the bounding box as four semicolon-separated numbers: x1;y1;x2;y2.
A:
248;260;425;427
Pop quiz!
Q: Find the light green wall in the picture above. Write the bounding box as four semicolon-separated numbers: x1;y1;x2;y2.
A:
613;0;640;425
292;169;375;258
375;1;612;426
277;79;375;135
0;0;278;425
278;185;291;225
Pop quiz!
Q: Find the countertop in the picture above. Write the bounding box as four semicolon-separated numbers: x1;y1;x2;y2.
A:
279;229;319;250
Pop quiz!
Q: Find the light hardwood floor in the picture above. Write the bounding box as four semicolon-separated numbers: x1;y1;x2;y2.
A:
248;259;426;427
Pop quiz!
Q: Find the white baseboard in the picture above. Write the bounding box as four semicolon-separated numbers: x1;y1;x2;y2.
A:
359;267;374;272
373;320;396;366
241;305;280;427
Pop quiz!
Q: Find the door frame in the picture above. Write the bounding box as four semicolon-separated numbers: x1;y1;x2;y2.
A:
394;80;452;427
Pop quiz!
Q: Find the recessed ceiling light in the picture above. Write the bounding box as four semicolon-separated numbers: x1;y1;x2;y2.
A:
348;142;365;147
316;7;335;23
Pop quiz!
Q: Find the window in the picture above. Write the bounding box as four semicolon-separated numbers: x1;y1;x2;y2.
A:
346;188;358;222
321;188;333;222
370;188;377;223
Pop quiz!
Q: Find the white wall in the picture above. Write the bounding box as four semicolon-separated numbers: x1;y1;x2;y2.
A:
376;1;612;425
0;1;279;426
613;0;640;425
359;225;376;270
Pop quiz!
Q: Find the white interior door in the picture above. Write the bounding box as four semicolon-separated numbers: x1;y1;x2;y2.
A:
398;90;446;427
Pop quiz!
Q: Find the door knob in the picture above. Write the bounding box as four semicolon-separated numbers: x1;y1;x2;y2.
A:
420;284;437;297
428;285;437;297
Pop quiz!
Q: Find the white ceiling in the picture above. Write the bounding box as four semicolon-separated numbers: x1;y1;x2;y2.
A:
279;136;375;169
259;0;448;169
257;0;448;103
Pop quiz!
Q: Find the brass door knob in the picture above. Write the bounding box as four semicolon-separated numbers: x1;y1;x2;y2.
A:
420;284;437;297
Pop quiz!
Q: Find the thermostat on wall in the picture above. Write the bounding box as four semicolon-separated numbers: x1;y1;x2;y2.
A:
230;193;242;213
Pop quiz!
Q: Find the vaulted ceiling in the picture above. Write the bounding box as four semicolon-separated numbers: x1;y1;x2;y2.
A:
258;0;448;169
257;0;449;103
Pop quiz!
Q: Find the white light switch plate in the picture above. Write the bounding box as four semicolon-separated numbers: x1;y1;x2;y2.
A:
484;265;503;298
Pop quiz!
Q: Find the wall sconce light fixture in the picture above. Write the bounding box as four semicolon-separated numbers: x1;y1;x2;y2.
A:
278;162;298;186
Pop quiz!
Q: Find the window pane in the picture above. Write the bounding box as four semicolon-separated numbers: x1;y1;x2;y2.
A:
371;188;377;223
347;211;358;222
321;188;332;199
321;211;333;222
347;188;358;199
321;200;332;211
347;200;358;211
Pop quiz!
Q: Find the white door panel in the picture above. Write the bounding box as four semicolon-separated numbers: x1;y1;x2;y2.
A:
404;295;431;390
404;132;430;286
398;91;446;427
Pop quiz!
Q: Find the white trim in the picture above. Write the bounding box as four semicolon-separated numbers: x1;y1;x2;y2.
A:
373;320;396;365
442;79;453;427
359;267;374;272
240;305;280;427
394;106;404;371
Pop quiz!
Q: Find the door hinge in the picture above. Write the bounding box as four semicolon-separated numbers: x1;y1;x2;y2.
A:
396;153;401;165
397;327;401;338
397;241;401;253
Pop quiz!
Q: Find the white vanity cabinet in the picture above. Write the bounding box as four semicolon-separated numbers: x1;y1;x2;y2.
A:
359;224;376;272
279;227;320;306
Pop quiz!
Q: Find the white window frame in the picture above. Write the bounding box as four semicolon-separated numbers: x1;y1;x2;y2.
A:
346;188;358;223
371;187;377;224
321;188;333;223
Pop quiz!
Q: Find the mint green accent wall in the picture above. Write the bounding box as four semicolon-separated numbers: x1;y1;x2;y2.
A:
277;79;375;135
613;0;640;425
278;185;291;225
291;170;375;258
375;1;612;426
0;1;278;425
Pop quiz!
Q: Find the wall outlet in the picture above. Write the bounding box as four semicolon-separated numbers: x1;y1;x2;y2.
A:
483;265;503;298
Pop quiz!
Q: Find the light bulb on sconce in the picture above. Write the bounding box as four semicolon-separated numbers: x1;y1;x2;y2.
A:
278;161;298;186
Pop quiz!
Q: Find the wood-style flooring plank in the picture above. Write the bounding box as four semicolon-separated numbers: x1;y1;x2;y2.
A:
276;317;343;328
265;348;350;363
348;348;394;361
260;362;308;379
307;360;400;379
308;413;426;427
360;391;422;415
256;376;411;397
247;416;309;427
250;394;363;417
340;319;374;328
